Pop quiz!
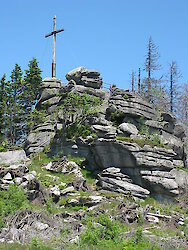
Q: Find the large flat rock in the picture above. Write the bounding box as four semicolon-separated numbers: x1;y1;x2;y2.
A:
0;150;29;166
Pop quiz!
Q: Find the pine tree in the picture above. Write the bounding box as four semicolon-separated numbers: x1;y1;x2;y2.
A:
23;58;42;133
143;36;160;99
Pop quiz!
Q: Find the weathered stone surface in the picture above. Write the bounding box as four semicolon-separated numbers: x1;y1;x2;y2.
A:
61;186;75;195
25;131;55;154
66;67;102;89
40;96;61;107
39;88;60;103
66;67;84;81
108;93;157;120
119;123;138;135
140;170;179;197
160;131;184;159
0;150;29;166
34;221;49;231
173;124;186;140
89;138;176;170
161;112;176;123
34;123;54;132
40;77;62;89
98;176;150;199
50;185;61;197
3;172;12;180
91;125;116;138
163;122;175;134
101;167;133;183
67;195;103;206
171;169;188;191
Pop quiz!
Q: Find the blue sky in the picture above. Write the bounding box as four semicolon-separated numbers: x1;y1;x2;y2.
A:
1;0;188;90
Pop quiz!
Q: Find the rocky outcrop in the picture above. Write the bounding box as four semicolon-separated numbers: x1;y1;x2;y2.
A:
0;150;29;166
66;67;102;89
107;89;157;120
24;67;187;202
98;167;150;199
89;138;183;201
24;131;56;154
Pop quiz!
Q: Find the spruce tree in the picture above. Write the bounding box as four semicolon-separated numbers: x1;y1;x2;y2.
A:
0;75;7;140
6;64;23;144
23;58;42;133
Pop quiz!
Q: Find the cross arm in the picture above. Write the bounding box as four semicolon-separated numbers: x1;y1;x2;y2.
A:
45;31;54;38
45;28;64;38
55;28;64;34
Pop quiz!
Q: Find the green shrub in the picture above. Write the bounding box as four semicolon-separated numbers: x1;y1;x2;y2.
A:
66;123;91;139
79;214;121;247
123;94;129;99
0;185;29;228
110;110;125;126
0;139;22;153
29;237;53;250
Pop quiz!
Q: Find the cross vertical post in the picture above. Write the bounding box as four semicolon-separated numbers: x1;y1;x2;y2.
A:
45;15;64;78
52;15;56;78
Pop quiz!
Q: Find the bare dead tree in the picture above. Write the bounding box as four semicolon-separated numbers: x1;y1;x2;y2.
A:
144;36;160;99
168;61;181;113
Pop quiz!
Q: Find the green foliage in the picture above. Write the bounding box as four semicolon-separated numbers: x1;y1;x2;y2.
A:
0;139;21;152
31;110;48;129
67;155;86;166
58;92;103;139
29;153;75;190
116;136;167;148
81;168;96;185
0;185;29;228
123;94;129;99
29;237;53;250
176;165;188;172
66;123;91;139
0;59;42;144
0;75;6;139
0;242;28;250
79;214;122;247
23;58;42;134
110;110;125;126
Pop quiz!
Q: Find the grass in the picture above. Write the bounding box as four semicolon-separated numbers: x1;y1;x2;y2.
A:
67;155;86;166
29;152;76;188
80;168;96;186
0;185;30;228
77;214;163;250
116;136;169;149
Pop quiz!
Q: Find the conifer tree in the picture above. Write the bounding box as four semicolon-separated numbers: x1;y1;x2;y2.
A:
0;75;7;140
23;58;42;133
6;64;23;144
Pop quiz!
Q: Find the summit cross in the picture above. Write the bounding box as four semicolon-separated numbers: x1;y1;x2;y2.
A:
45;15;64;78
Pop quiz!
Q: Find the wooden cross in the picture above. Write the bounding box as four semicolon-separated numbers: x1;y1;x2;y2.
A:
45;15;64;78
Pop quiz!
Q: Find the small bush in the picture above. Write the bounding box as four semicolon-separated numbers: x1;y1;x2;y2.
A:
0;185;29;228
66;123;91;139
29;237;53;250
110;110;125;126
79;214;121;247
123;94;129;99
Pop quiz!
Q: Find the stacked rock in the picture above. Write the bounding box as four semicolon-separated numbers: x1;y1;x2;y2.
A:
66;67;103;89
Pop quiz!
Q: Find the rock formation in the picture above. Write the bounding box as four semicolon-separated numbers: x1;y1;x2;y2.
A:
24;67;188;202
